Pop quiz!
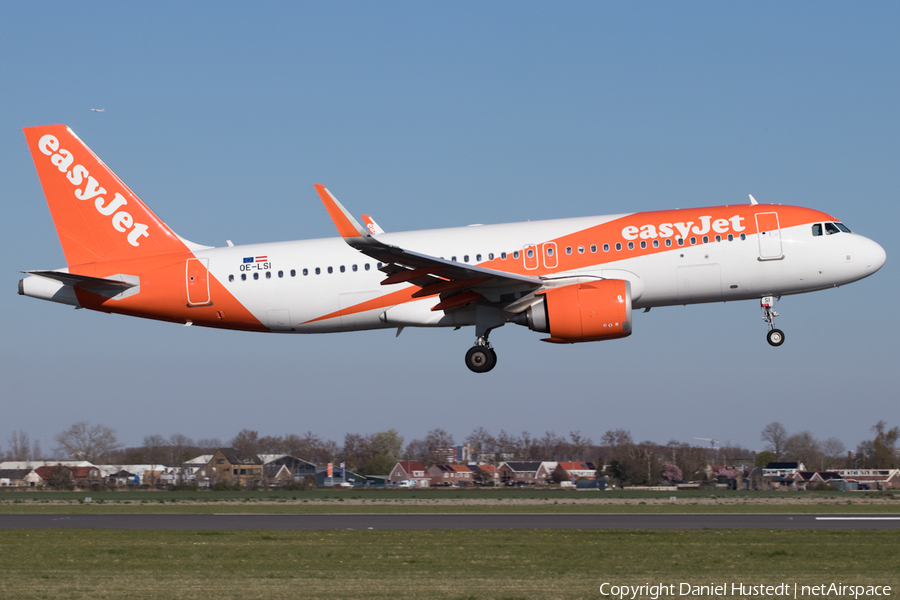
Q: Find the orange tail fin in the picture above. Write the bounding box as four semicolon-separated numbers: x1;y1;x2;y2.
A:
23;125;189;266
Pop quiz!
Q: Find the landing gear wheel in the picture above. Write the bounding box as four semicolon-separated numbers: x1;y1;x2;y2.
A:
465;346;496;373
767;329;785;347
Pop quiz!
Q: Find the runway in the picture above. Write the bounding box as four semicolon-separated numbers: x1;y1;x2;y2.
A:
1;513;899;530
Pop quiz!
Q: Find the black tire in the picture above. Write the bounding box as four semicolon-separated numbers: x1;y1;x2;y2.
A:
486;348;497;372
767;329;785;347
465;346;494;373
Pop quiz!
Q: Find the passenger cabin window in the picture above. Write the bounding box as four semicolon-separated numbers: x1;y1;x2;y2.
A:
578;245;584;254
228;275;234;282
241;274;246;281
652;240;659;248
501;252;507;259
488;253;494;260
327;267;333;274
665;239;672;247
476;254;482;261
265;271;271;279
253;272;259;280
627;242;634;250
278;270;283;278
546;247;554;257
340;265;345;273
640;241;647;249
315;267;321;275
603;243;609;252
365;264;370;271
565;247;572;255
615;243;622;251
352;265;358;272
590;245;597;253
513;251;520;259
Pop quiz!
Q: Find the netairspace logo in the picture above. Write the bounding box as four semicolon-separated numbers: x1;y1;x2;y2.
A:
598;583;892;599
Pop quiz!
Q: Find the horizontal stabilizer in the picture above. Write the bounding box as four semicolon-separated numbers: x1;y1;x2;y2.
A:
23;270;137;292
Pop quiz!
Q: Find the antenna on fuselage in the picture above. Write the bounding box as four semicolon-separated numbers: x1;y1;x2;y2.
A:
748;194;759;205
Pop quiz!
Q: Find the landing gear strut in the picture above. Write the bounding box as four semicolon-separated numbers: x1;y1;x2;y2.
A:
761;296;785;347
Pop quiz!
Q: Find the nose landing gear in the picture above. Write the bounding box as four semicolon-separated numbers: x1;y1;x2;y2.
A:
761;296;785;347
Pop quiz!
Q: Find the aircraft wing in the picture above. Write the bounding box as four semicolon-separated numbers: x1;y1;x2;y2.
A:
314;185;543;311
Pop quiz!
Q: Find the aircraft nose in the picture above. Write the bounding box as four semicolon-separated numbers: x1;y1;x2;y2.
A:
864;238;886;272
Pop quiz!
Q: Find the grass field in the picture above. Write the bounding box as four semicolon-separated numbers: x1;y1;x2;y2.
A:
0;528;897;600
1;489;898;514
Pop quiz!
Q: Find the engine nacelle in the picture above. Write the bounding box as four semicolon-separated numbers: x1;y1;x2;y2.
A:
517;279;632;343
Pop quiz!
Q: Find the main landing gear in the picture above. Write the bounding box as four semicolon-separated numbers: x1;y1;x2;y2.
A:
761;296;785;347
465;306;503;373
465;341;497;373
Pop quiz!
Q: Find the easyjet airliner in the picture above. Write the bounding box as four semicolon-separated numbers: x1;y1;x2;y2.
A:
19;125;886;372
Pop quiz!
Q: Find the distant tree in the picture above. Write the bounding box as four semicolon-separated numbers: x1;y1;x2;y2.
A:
754;451;776;468
661;461;683;484
423;428;454;452
359;454;395;476
403;439;431;465
45;465;74;490
784;431;823;469
230;429;261;459
760;422;788;458
54;422;123;464
870;421;899;468
537;431;566;461
368;430;403;462
168;433;195;464
821;438;846;469
465;427;496;460
494;430;519;460
196;438;223;451
255;434;283;456
342;433;373;471
142;434;168;464
31;439;42;461
568;431;592;461
7;430;31;461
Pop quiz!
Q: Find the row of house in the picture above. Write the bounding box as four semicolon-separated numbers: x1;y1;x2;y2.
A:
388;461;598;487
758;462;900;491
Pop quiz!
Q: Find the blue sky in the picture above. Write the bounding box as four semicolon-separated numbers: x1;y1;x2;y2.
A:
2;3;897;455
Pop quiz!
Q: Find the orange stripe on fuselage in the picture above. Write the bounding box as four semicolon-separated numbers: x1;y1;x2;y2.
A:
477;204;834;277
70;253;267;331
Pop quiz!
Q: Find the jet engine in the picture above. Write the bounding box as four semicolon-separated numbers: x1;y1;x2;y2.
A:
514;279;632;343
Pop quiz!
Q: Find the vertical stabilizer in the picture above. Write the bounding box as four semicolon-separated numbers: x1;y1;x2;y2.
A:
23;125;189;266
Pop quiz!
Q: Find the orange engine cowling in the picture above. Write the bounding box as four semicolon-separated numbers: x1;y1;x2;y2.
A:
517;279;632;344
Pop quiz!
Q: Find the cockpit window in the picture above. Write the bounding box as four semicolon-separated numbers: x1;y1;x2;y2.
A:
835;222;851;233
825;222;840;235
812;224;823;236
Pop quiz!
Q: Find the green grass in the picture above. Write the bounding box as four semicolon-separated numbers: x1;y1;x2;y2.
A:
1;488;898;514
0;528;897;599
